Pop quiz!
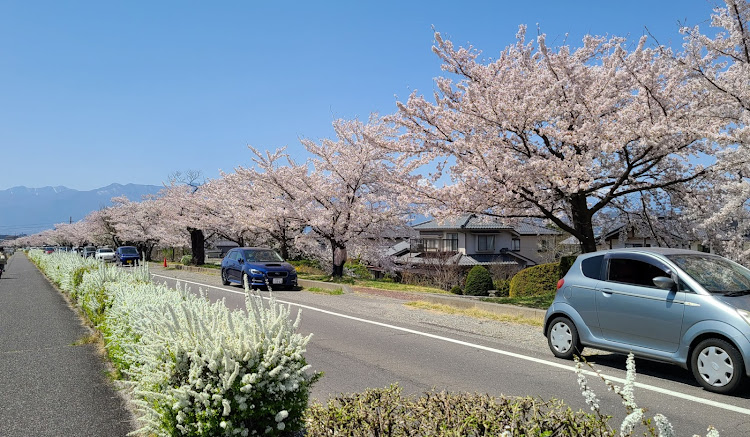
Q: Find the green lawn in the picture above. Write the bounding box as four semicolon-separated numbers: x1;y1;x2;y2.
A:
304;286;344;295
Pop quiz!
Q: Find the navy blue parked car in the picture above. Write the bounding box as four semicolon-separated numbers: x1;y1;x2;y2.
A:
221;247;298;290
115;246;140;266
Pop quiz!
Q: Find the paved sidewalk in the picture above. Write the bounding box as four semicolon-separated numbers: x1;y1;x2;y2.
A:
0;254;134;436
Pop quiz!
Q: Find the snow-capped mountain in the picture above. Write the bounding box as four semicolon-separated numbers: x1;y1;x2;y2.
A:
0;183;163;235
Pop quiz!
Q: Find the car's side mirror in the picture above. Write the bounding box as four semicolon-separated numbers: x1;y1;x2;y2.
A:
238;258;244;264
653;276;676;290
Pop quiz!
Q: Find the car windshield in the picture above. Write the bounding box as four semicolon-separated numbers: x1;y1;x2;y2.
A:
120;247;139;255
667;254;750;295
243;249;283;263
98;248;113;253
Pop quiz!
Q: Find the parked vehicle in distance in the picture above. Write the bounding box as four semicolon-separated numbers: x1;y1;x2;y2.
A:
544;247;750;394
115;246;140;266
221;247;298;290
82;246;97;258
43;246;55;254
94;247;116;262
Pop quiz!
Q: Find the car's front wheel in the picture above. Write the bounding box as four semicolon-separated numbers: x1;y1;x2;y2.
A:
221;269;230;286
691;338;746;394
547;316;582;360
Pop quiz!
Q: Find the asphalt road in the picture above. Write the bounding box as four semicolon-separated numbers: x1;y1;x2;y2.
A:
151;268;750;437
0;254;134;437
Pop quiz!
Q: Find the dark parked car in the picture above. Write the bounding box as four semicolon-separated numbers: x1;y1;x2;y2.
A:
544;247;750;394
221;247;297;290
115;246;140;266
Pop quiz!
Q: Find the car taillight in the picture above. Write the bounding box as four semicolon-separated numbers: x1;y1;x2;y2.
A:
556;278;564;290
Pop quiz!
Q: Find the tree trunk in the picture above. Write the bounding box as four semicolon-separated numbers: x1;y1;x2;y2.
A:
331;244;347;277
570;194;598;253
189;228;205;265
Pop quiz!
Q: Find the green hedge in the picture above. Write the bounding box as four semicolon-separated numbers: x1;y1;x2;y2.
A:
509;262;560;298
464;265;494;296
305;384;613;436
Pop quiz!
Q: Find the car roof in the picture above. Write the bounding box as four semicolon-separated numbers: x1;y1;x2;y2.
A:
235;247;274;251
579;247;715;259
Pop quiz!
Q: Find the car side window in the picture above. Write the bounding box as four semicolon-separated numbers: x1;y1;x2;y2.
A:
581;255;604;279
607;258;669;288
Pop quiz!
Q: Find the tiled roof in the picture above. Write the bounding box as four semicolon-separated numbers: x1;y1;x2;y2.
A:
385;241;410;257
413;215;561;235
412;215;473;230
457;253;519;266
514;222;561;235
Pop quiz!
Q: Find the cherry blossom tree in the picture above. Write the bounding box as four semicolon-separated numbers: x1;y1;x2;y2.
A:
206;167;302;259
386;27;722;253
83;207;124;247
158;171;213;265
678;0;750;263
248;117;411;276
109;196;163;261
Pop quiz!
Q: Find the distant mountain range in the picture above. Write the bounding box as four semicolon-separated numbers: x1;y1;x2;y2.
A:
0;183;163;235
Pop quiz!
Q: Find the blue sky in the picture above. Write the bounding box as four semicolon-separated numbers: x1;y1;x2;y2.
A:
0;0;719;191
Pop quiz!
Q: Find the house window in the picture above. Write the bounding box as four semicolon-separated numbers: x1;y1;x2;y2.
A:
511;238;520;251
446;233;458;251
477;235;495;252
424;238;439;250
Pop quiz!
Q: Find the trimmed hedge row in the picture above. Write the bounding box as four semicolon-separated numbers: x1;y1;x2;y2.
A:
509;262;560;298
304;384;614;436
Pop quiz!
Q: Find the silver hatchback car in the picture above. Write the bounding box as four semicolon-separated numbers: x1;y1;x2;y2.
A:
544;247;750;394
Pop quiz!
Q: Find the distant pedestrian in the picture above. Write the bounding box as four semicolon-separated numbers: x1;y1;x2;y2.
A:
0;247;7;278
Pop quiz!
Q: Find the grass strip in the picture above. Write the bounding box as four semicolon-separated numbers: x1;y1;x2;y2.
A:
405;301;542;327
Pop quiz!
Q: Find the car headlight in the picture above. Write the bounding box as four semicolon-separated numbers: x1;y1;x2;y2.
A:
250;269;263;275
738;309;750;327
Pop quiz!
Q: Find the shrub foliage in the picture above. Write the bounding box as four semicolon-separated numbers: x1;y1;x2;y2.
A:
464;265;494;296
29;250;317;437
305;384;613;436
509;262;560;298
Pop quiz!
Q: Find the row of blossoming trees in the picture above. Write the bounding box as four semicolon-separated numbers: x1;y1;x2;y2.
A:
10;0;750;271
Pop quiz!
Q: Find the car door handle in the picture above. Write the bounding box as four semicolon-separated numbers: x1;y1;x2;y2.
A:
600;289;613;295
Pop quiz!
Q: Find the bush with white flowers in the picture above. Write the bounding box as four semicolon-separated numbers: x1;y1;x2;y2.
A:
30;250;316;436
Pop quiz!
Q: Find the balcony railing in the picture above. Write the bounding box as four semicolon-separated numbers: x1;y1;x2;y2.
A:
410;238;458;253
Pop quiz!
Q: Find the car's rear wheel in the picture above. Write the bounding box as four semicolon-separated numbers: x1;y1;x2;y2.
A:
547;316;582;359
691;338;745;394
221;269;230;286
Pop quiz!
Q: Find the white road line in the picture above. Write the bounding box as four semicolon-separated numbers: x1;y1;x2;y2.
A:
150;273;750;415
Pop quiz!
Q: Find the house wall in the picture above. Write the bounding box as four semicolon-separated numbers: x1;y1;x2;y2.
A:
519;235;545;264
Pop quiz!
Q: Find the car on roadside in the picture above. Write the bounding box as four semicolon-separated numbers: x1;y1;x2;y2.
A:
82;246;97;258
221;247;298;290
544;247;750;394
43;246;55;254
94;247;116;262
115;246;140;266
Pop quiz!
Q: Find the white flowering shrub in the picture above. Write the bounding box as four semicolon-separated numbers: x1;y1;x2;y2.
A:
28;249;99;293
32;250;316;436
575;353;720;437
